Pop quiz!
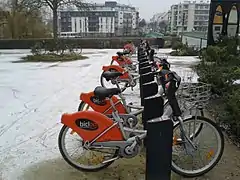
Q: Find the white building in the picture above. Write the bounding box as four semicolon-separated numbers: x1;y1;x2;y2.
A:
58;1;139;37
169;0;210;35
150;12;169;24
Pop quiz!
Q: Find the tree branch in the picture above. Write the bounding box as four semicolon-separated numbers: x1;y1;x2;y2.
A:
44;0;54;10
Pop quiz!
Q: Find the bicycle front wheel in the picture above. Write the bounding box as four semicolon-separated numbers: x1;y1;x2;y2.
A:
172;116;224;177
100;70;127;92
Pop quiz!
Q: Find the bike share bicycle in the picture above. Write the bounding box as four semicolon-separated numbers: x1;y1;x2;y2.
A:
58;49;224;177
78;48;216;146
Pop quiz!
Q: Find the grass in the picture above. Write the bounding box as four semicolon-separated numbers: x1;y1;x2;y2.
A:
12;53;88;63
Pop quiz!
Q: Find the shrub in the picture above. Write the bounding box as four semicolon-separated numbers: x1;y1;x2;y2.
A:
170;41;198;56
196;37;240;137
172;40;183;51
19;39;87;63
15;53;88;63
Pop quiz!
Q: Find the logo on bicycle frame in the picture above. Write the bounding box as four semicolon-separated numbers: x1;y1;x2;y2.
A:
90;96;106;106
75;119;99;131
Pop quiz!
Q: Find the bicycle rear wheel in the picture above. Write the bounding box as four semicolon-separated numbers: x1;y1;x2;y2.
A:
172;116;224;177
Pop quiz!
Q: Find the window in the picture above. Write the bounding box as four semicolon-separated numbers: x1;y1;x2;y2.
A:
75;19;77;32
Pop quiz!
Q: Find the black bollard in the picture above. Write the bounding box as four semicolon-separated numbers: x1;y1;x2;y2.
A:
141;72;154;84
142;82;158;99
139;58;149;64
146;117;173;180
143;95;164;123
139;72;154;102
140;81;158;108
139;54;147;60
142;95;163;146
139;61;150;68
138;52;146;59
139;64;150;74
139;66;151;75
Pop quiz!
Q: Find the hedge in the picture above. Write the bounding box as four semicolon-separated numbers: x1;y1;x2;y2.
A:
0;37;165;49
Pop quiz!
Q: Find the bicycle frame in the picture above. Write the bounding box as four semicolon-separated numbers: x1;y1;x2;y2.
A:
90;98;197;156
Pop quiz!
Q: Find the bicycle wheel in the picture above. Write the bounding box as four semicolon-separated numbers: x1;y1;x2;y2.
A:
58;125;118;172
100;70;127;92
172;116;224;177
78;101;90;111
163;101;203;138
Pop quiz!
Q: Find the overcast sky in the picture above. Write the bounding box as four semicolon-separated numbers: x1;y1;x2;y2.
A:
97;0;182;20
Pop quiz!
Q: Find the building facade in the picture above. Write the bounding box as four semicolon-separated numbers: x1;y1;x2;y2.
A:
58;1;139;37
169;0;210;35
150;12;169;24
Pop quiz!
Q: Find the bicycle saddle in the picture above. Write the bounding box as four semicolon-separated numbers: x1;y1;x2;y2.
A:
94;86;121;100
102;71;123;81
117;51;130;56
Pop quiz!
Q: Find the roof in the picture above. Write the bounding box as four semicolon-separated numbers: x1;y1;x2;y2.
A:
182;32;208;40
145;32;164;38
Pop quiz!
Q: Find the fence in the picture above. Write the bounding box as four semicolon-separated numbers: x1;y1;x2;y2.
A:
182;35;207;50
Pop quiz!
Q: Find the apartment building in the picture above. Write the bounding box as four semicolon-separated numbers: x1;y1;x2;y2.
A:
169;0;210;34
58;1;139;37
150;12;169;23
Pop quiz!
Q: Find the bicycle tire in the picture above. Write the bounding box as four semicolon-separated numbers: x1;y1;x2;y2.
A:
171;116;224;177
58;125;118;172
78;101;89;111
100;70;127;92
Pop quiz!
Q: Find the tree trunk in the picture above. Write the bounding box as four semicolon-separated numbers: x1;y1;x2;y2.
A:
52;7;58;40
11;12;15;39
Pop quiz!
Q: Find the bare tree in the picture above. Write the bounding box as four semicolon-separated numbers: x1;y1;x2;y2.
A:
41;0;90;39
0;0;43;38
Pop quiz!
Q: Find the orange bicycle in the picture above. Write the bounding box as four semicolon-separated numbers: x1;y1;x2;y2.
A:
58;69;224;177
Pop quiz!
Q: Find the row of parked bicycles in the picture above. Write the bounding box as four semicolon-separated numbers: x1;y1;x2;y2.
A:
57;42;224;178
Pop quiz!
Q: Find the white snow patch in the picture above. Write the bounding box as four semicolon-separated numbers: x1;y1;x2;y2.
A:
0;49;199;179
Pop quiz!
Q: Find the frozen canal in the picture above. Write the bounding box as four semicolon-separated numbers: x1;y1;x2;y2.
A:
0;49;200;180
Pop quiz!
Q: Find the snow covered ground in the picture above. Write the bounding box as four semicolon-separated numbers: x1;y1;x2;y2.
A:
0;49;199;180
